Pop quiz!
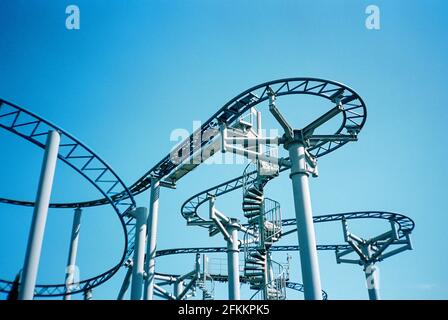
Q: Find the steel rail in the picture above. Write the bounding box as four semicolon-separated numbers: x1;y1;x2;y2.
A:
1;78;366;208
0;98;136;297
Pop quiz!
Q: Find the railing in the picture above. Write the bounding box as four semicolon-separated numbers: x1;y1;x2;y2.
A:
249;257;287;300
262;198;282;244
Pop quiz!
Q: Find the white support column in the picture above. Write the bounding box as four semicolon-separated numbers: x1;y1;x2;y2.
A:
64;207;82;300
226;220;240;300
130;207;148;300
364;262;380;300
143;178;160;300
363;245;380;301
19;130;60;300
287;140;322;300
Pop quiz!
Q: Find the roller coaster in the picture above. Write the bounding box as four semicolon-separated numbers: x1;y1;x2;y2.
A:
0;77;414;300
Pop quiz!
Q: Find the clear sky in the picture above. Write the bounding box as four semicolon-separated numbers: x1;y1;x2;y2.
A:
0;0;447;300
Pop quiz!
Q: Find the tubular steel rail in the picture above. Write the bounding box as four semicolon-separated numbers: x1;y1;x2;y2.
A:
0;98;136;297
1;78;367;208
0;78;369;297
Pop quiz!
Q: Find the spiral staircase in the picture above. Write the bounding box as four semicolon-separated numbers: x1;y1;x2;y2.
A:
242;159;286;300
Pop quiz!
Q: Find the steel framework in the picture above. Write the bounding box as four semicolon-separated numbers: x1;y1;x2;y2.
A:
0;98;137;296
0;77;413;300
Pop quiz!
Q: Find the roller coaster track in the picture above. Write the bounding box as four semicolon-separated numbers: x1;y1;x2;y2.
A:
180;168;414;239
0;98;137;297
1;77;367;209
0;78;367;297
154;271;328;300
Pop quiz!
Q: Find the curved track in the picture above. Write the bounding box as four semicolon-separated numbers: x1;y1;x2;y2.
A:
181;168;414;239
154;271;328;300
0;98;137;297
0;78;368;297
1;77;367;209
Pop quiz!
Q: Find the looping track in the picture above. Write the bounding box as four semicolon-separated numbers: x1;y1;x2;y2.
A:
0;98;137;296
0;78;371;298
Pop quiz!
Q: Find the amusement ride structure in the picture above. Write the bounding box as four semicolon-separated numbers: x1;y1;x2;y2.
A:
0;78;414;300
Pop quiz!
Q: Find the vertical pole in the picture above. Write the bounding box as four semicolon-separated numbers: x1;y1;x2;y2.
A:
19;130;60;300
263;251;272;300
64;207;82;300
130;207;148;300
202;254;208;300
226;220;240;300
117;265;133;300
143;178;160;300
364;244;380;300
287;140;322;300
364;263;380;300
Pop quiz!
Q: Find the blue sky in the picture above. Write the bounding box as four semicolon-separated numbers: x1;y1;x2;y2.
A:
0;0;447;299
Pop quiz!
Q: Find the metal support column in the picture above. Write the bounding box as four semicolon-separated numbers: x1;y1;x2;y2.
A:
130;207;148;300
226;219;240;300
287;140;322;300
364;262;380;300
144;178;160;300
117;264;133;300
83;289;92;300
19;130;60;300
64;207;82;300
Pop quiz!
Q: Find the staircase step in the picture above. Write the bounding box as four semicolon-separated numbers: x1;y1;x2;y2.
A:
249;252;265;260
244;266;264;271
247;187;263;196
243;199;262;205
245;259;265;266
246;272;264;277
243;205;261;211
244;211;260;219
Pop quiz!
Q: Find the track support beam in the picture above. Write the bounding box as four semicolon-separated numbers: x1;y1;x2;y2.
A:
226;219;241;300
19;130;60;300
64;207;82;300
131;207;148;300
144;178;161;300
287;139;323;300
